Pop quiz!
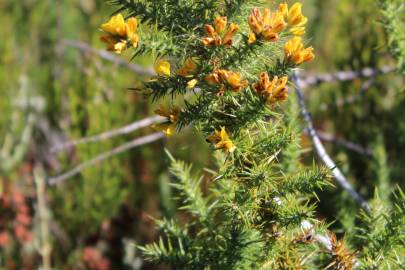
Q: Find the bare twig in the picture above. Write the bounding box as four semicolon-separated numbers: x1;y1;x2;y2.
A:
34;166;52;270
298;66;394;89
292;71;370;212
48;132;165;185
51;115;164;153
314;130;374;157
61;39;155;76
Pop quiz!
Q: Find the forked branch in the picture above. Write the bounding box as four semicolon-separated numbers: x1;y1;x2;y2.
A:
292;71;370;213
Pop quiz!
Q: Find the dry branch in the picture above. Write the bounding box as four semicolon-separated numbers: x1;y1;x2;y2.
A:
48;132;165;185
51;115;164;153
292;71;371;212
34;166;52;270
298;66;394;89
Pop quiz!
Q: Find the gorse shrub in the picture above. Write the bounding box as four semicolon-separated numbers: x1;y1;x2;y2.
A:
101;1;404;269
377;0;405;73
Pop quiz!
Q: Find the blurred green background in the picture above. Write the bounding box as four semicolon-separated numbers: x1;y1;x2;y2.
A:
0;0;403;269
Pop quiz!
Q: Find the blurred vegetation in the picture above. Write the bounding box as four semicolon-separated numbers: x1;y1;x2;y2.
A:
0;0;403;269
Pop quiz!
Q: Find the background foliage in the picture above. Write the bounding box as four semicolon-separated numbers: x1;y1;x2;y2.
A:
0;0;403;269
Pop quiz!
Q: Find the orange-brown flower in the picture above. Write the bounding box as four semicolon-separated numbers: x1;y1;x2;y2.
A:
177;58;198;77
100;14;139;54
205;69;248;94
247;8;286;43
328;233;356;270
284;37;314;65
252;72;289;104
217;70;248;92
207;127;236;153
202;16;239;46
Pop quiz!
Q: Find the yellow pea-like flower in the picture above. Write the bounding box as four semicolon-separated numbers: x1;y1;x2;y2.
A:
217;70;248;92
202;16;239;47
252;72;289;105
100;35;126;54
205;72;221;85
214;16;227;34
277;2;308;36
222;23;239;46
247;8;286;43
207;127;236;153
100;14;139;54
126;17;139;47
248;33;257;44
288;3;307;27
290;26;306;36
113;41;127;54
248;8;264;34
205;69;247;94
101;14;127;37
278;3;288;17
187;79;198;89
284;37;314;65
154;60;171;76
267;76;289;104
262;29;279;42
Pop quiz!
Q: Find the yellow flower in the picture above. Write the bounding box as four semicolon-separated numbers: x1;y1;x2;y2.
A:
218;70;248;92
202;16;239;46
222;23;239;46
248;32;257;44
290;26;306;36
277;2;308;36
205;72;221;85
247;8;286;43
266;76;289;104
187;79;198;89
248;8;263;34
278;3;288;17
284;37;314;65
153;105;180;136
154;60;171;76
101;14;127;36
100;35;127;54
203;24;222;46
252;72;289;104
205;69;248;94
207;127;236;153
126;18;139;47
177;58;198;77
288;3;307;27
100;14;139;54
214;16;227;34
